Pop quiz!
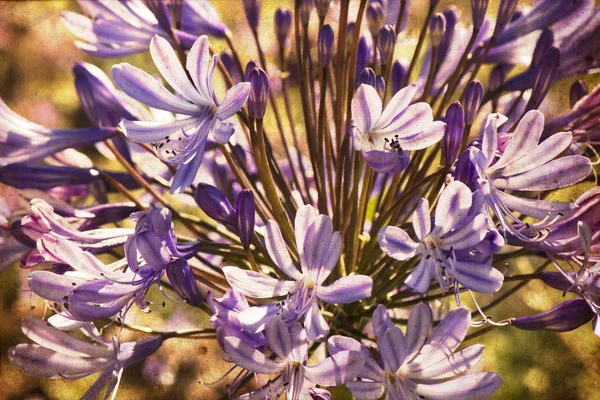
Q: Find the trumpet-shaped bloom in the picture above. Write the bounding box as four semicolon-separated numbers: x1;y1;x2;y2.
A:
9;318;163;399
113;35;251;193
379;181;504;294
350;84;446;173
333;304;503;400
224;205;373;342
221;318;364;400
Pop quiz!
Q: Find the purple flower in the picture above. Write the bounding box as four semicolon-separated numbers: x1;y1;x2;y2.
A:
351;84;446;173
467;111;592;241
222;318;364;400
379;181;504;294
224;205;373;341
333;304;502;400
9;318;162;399
113;35;251;193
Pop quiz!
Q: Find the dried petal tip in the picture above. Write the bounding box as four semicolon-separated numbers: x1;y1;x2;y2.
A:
493;0;518;38
377;25;396;65
318;24;335;67
463;80;484;125
243;0;261;31
367;2;385;38
236;190;255;250
194;184;236;226
470;0;489;30
248;67;269;119
570;80;589;108
166;259;203;307
429;13;446;47
315;0;331;18
512;298;594;332
443;102;465;166
274;8;293;45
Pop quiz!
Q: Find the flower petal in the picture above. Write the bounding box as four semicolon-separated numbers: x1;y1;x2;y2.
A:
404;303;433;361
265;220;302;281
304;300;330;342
413;372;502;400
377;326;406;373
406;344;484;380
237;304;279;333
362;148;410;174
378;226;419;261
185;35;214;106
345;381;385;400
294;205;318;263
28;271;85;302
120;118;200;144
375;84;418;130
412;198;431;241
265;318;293;361
453;260;504;293
223;267;298;298
170;141;207;194
215;82;251;120
351;84;382;135
303;350;364;386
434;180;472;234
222;336;283;374
405;258;434;293
317;275;373;304
492;110;544;171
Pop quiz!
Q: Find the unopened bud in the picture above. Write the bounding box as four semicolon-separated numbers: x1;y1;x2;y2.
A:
274;8;293;45
166;259;203;307
376;75;386;98
390;60;406;95
346;22;355;50
463;80;484;125
525;46;560;112
358;67;376;87
367;2;385;38
570;80;589;108
236;190;255;250
220;51;242;84
194;183;236;226
493;0;518;38
248;67;270;119
300;0;313;25
244;59;261;81
377;25;396;65
531;29;554;67
429;13;446;47
318;24;335;67
488;65;506;94
315;0;331;18
470;0;489;30
443;102;465;166
511;298;594;332
243;0;261;31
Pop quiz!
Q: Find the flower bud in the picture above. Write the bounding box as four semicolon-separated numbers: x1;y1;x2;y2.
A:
220;51;242;84
358;67;376;87
243;0;261;31
315;0;331;18
144;0;172;33
437;9;457;66
493;0;518;38
355;37;370;85
300;0;313;25
463;80;483;125
377;25;396;65
470;0;489;30
248;67;270;119
244;59;261;82
429;13;446;47
443;102;464;166
376;75;386;98
531;29;554;67
274;7;293;45
570;80;589;108
525;46;560;112
166;259;203;307
390;60;406;95
194;183;236;226
367;2;385;38
511;298;594;332
488;65;506;94
236;190;255;250
318;24;335;67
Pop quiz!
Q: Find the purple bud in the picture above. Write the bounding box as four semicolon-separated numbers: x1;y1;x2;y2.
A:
166;259;203;307
318;24;335;67
244;59;261;82
531;29;554;67
194;183;236;226
443;102;464;165
315;0;331;17
437;9;457;67
470;0;489;30
243;0;261;31
274;7;293;45
144;0;172;33
220;51;242;84
488;65;506;94
429;13;446;47
493;0;518;38
367;2;385;38
377;25;396;65
454;149;477;189
248;67;269;119
512;298;594;332
570;80;589;108
358;67;377;87
525;46;560;112
376;75;386;98
300;0;313;25
355;36;370;85
236;190;255;250
390;60;406;95
463;80;483;125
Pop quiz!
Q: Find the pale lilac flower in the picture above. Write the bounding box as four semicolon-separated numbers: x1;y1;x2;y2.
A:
467;110;592;240
222;318;364;400
379;181;504;294
112;35;251;193
9;318;163;399
224;205;373;341
332;304;503;400
351;84;446;173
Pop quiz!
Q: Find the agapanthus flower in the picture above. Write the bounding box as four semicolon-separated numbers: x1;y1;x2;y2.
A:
222;318;364;400
379;181;504;294
113;35;251;193
351;83;446;173
333;304;503;400
224;205;373;341
465;110;592;240
9;318;163;399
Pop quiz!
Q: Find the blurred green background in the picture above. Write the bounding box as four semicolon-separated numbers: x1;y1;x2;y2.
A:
1;1;599;399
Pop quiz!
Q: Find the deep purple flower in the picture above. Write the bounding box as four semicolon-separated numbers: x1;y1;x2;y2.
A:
113;35;251;193
333;304;502;400
222;318;364;400
351;84;446;173
9;318;163;399
224;205;373;341
379;181;504;293
443;102;465;166
318;25;335;68
274;8;293;46
511;298;596;333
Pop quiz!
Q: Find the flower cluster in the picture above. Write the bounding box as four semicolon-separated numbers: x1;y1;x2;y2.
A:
2;0;600;398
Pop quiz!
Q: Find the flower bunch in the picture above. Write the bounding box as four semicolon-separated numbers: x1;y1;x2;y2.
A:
2;0;600;398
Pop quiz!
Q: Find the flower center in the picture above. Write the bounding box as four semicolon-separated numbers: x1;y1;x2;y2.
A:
383;135;403;153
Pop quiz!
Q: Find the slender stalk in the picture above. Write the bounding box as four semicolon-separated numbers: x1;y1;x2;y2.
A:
403;3;436;87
